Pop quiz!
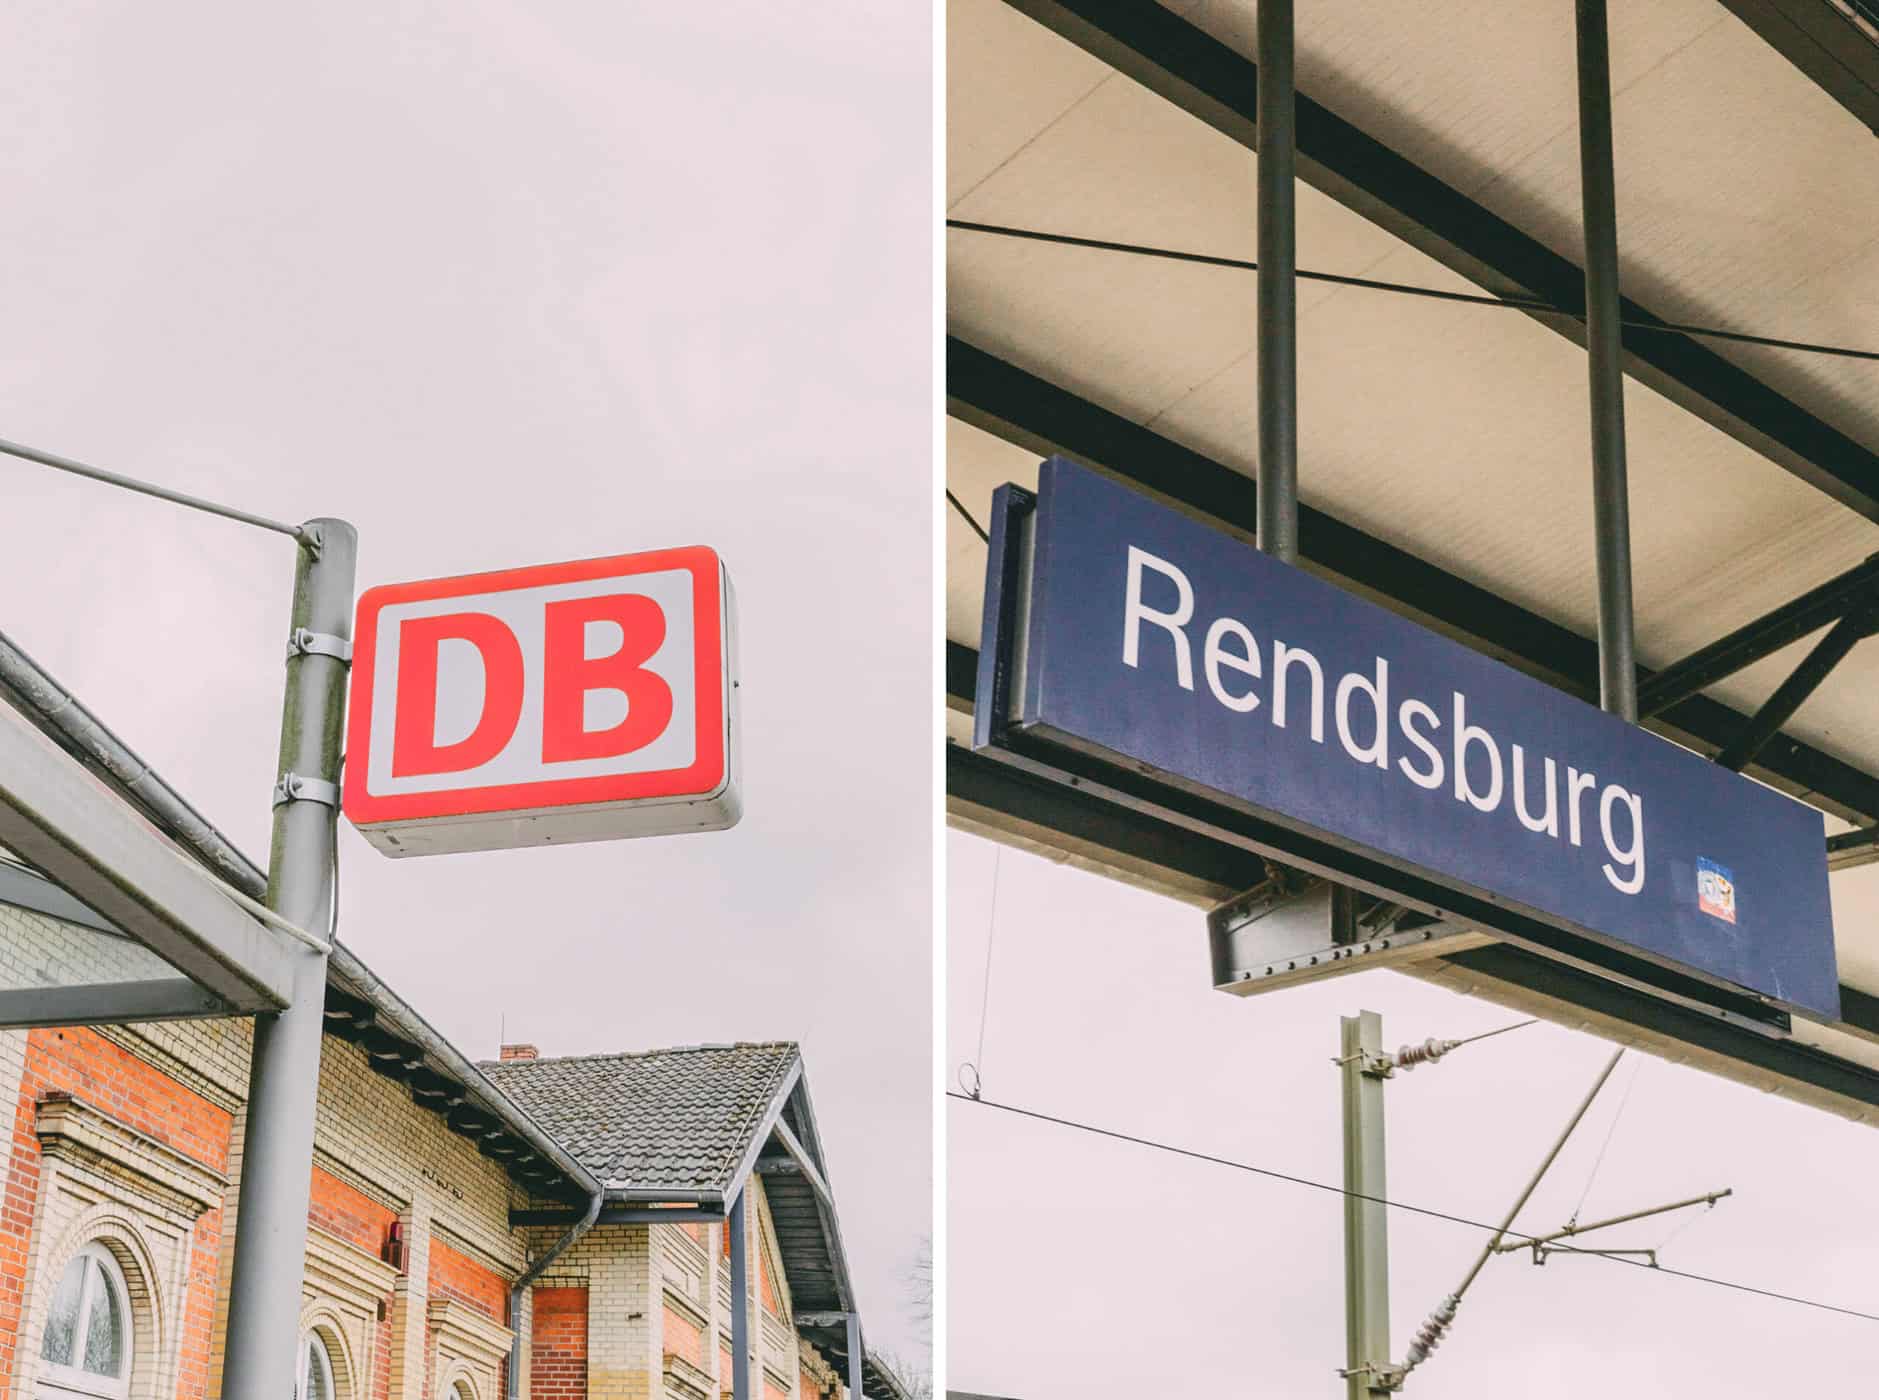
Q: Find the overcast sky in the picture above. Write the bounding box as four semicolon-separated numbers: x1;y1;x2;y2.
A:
947;829;1879;1399
0;0;930;1367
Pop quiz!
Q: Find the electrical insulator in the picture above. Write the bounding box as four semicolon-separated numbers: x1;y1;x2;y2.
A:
1403;1296;1458;1370
1392;1037;1459;1070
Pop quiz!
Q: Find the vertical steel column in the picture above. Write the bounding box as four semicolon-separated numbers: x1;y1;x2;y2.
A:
1256;0;1299;564
1341;1012;1392;1398
221;519;357;1398
1575;0;1638;722
846;1313;862;1400
730;1189;751;1400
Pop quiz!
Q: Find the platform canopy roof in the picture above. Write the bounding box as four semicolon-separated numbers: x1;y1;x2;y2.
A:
946;0;1879;1116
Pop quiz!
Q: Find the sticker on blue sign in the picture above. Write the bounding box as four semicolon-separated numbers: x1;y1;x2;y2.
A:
982;457;1838;1020
1697;858;1737;925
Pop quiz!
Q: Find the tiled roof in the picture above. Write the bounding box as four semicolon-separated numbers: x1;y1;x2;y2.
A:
478;1042;798;1194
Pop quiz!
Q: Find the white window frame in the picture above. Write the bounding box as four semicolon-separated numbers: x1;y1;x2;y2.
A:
36;1244;132;1400
299;1330;337;1400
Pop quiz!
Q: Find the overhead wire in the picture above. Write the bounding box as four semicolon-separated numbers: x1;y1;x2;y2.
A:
947;1090;1879;1326
1568;1052;1644;1228
946;219;1879;365
957;848;1004;1099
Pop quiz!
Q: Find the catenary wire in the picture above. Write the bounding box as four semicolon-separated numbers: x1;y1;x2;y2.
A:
958;848;1005;1099
947;489;991;543
1569;1052;1644;1227
946;220;1879;365
948;1090;1879;1325
0;435;309;539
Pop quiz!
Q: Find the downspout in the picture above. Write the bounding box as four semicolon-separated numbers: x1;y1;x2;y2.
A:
508;1187;603;1400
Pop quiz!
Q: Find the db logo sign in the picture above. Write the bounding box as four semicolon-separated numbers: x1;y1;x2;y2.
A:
342;547;739;856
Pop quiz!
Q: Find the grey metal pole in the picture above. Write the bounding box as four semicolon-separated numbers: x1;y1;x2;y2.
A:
1340;1012;1393;1398
846;1312;862;1400
730;1189;750;1400
220;519;356;1399
1575;0;1638;722
1256;0;1298;564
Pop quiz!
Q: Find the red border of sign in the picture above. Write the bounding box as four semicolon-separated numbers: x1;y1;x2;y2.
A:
341;546;726;827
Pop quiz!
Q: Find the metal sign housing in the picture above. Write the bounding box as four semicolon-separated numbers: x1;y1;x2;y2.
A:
976;458;1838;1023
344;547;740;856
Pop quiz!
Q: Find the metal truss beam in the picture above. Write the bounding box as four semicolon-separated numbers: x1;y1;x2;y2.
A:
996;0;1879;522
1713;0;1879;137
1717;609;1874;771
948;338;1879;826
945;736;1879;1114
0;979;230;1029
1638;553;1879;717
0;693;295;1014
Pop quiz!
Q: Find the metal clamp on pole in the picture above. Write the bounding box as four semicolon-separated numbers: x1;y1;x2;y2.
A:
221;517;356;1400
272;772;340;809
287;628;353;664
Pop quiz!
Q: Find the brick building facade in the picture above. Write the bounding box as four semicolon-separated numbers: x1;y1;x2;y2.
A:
0;890;901;1400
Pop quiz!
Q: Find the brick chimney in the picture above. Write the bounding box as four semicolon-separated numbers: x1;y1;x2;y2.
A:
500;1043;540;1062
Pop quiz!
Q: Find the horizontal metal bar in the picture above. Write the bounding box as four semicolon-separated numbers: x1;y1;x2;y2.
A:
1638;554;1879;718
0;695;296;1010
509;1205;725;1227
945;732;1879;1113
1489;1189;1731;1252
0;979;231;1029
0;434;304;538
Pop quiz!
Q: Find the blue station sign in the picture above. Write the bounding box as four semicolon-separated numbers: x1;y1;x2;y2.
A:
977;457;1839;1021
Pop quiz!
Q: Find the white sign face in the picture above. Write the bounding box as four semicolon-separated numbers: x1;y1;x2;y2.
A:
342;547;739;857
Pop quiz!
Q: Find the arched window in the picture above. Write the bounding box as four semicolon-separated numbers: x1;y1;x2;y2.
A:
452;1380;476;1400
298;1331;336;1400
36;1245;131;1400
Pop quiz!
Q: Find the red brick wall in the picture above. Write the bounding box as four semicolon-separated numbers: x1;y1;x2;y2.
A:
765;1379;790;1400
308;1167;396;1257
0;1028;232;1400
307;1168;397;1400
427;1238;508;1322
426;1237;511;1399
718;1220;784;1317
529;1287;587;1400
662;1302;704;1367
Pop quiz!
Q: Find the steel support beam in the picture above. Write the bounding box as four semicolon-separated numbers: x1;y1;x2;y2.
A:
994;0;1879;522
1638;554;1879;717
1716;610;1872;771
1575;0;1638;722
0;695;296;1013
946;736;1879;1116
730;1188;751;1400
846;1312;863;1400
0;979;229;1028
1255;0;1297;563
1713;0;1879;137
221;519;357;1400
509;1205;726;1227
947;339;1879;826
